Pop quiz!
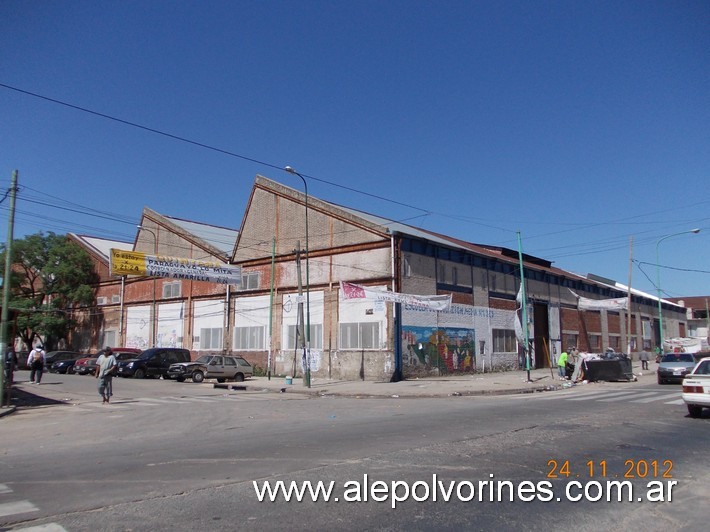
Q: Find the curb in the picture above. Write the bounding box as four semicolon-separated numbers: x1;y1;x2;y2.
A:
0;405;17;418
217;382;563;399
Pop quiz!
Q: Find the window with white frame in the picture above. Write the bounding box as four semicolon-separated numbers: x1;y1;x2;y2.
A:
193;300;224;350
239;271;260;291
163;281;181;298
282;291;324;351
285;323;324;350
233;295;270;350
337;286;386;350
199;327;223;350
339;322;379;349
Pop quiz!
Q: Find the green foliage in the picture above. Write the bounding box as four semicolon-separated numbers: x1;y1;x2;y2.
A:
0;232;99;350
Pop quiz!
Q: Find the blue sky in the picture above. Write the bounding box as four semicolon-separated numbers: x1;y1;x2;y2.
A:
1;0;708;298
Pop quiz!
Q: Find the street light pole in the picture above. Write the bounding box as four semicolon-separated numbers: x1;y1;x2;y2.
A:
284;166;311;388
655;228;700;354
137;225;158;347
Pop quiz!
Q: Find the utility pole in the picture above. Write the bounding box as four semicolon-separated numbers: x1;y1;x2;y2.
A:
267;238;275;380
294;242;309;386
1;170;19;407
626;236;633;355
516;231;531;382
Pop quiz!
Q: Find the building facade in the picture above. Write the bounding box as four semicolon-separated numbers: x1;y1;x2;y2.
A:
70;176;690;380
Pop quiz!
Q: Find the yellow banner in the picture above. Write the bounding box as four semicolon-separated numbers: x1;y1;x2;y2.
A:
111;249;149;276
110;249;242;285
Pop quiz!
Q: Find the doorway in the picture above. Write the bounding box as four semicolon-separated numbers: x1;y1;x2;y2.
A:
533;303;550;368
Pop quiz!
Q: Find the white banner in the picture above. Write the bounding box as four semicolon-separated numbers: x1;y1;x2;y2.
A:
340;281;452;311
569;289;628;311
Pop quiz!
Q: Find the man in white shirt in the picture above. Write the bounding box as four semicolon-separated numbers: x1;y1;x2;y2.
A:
95;347;117;404
28;345;46;384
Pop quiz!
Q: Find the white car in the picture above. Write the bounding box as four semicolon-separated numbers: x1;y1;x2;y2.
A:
681;357;710;418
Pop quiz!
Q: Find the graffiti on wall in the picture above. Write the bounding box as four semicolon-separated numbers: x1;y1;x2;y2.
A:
402;326;476;374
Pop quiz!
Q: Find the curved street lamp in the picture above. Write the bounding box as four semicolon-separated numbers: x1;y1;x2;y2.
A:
655;228;700;353
284;166;311;388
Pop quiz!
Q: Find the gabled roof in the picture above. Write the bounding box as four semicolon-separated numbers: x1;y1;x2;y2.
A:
253;176;583;282
163;215;239;258
70;234;132;263
139;207;239;261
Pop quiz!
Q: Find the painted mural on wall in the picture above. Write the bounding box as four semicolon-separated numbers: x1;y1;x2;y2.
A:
402;325;476;374
401;301;519;373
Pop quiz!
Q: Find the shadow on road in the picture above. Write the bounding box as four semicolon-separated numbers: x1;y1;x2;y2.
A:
10;386;66;408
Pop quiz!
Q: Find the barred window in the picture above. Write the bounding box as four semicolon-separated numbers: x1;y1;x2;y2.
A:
493;329;517;353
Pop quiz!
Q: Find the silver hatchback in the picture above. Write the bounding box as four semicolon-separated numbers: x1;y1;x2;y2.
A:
657;353;696;384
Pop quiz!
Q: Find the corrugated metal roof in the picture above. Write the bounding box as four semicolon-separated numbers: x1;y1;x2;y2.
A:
163;216;238;258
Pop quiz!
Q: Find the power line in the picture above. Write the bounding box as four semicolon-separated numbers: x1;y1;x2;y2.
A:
2;82;708;269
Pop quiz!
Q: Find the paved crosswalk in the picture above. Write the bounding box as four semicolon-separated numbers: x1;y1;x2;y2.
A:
0;484;66;531
527;387;683;405
66;392;305;411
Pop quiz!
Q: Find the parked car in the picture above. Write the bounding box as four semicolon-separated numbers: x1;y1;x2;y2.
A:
75;348;142;375
49;355;85;374
73;353;100;375
117;348;191;379
168;354;253;383
681;357;710;418
657;353;697;384
44;351;83;365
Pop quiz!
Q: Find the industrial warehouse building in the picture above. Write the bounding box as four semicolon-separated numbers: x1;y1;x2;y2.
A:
68;175;689;381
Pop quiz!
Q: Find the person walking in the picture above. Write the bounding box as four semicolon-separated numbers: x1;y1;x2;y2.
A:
639;349;650;371
557;349;569;380
27;345;46;384
95;348;117;404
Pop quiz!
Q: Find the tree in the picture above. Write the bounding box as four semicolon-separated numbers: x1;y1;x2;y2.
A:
0;232;98;351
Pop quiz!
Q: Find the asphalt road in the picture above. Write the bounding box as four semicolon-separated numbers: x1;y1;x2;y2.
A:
1;371;707;531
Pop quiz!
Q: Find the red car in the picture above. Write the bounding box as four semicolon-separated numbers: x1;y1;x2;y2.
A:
74;347;142;375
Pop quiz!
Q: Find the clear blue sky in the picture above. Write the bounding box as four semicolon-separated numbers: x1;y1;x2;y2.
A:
1;0;708;298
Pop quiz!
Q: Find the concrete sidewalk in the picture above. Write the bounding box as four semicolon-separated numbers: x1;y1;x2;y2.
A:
216;363;650;398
